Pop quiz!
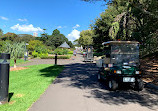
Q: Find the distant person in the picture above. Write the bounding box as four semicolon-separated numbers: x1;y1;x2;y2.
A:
73;50;77;56
83;49;86;57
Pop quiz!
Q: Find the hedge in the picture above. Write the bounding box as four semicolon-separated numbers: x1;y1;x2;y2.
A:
40;55;71;59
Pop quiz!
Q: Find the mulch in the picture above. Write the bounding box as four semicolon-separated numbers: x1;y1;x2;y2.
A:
140;55;158;85
10;67;28;71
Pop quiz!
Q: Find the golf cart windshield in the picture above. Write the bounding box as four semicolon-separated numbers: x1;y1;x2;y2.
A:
111;44;139;66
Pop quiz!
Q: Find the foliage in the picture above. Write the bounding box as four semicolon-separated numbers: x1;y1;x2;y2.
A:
38;53;49;58
0;64;63;111
73;39;80;47
0;28;3;37
34;45;48;54
4;42;25;60
91;5;126;51
85;0;158;56
3;42;25;68
15;34;35;43
109;22;120;40
28;40;43;51
1;32;17;41
32;51;48;58
78;30;93;46
68;51;73;54
32;51;39;58
45;29;73;48
54;48;69;55
40;55;71;59
39;29;48;44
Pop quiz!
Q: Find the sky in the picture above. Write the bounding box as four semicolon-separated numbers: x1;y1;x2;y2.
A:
0;0;107;41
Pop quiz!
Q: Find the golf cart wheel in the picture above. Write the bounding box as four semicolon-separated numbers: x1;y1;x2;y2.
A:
135;79;144;91
108;80;118;91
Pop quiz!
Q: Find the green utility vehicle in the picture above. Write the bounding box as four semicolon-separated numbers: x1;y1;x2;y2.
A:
98;41;144;91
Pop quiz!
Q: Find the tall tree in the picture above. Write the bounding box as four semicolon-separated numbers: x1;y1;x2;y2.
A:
1;32;17;41
15;34;35;43
78;30;93;46
0;28;3;37
46;29;74;49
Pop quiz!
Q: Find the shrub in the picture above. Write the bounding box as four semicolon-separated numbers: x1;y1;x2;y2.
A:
62;49;68;55
54;48;63;55
54;48;69;55
40;55;71;59
39;53;48;58
48;51;55;54
28;40;43;51
68;51;73;54
4;42;25;68
35;45;48;54
32;51;38;58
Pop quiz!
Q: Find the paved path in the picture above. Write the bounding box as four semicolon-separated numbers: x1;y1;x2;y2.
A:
28;54;158;111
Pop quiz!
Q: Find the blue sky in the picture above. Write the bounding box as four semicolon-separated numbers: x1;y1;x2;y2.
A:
0;0;107;41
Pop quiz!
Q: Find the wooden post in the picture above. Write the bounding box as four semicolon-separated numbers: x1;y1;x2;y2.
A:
55;54;57;65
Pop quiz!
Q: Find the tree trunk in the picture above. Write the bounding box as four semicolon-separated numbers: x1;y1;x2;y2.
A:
14;59;16;68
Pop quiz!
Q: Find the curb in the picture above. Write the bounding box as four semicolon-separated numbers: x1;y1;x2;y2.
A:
144;82;158;90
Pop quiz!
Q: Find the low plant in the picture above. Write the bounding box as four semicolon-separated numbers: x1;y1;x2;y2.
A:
32;51;38;58
68;51;73;54
39;53;48;58
40;55;71;59
54;48;69;55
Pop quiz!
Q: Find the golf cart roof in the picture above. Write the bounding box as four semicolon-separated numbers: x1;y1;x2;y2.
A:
102;41;139;45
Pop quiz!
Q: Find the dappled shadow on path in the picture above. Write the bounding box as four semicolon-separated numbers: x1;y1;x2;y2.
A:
45;63;158;110
89;88;158;110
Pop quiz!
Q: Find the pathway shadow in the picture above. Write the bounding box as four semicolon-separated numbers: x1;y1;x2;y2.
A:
54;63;158;110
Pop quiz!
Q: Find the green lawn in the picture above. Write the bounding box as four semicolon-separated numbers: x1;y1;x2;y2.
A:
0;64;63;111
10;59;30;67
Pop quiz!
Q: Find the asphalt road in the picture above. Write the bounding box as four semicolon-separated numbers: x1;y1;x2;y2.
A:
29;54;158;111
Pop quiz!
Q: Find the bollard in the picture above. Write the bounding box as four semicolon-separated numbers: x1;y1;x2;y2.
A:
55;54;57;65
0;53;10;104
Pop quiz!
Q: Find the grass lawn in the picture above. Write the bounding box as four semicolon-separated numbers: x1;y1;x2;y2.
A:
10;59;30;67
0;64;63;111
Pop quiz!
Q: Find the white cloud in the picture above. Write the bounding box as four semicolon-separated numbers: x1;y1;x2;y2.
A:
67;29;80;41
18;18;27;22
57;26;67;29
0;16;9;20
73;24;80;29
10;24;43;32
57;26;62;29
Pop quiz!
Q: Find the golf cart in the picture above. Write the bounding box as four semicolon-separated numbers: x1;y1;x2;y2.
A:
84;46;94;62
98;41;144;91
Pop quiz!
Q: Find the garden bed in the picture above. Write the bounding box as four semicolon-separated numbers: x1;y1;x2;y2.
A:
10;67;28;71
41;54;72;59
140;54;158;86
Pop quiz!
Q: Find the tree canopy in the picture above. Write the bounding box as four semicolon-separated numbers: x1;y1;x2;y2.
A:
45;29;73;49
78;30;93;46
82;0;158;56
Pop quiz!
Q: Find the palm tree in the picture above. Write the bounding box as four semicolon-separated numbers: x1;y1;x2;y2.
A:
5;42;25;68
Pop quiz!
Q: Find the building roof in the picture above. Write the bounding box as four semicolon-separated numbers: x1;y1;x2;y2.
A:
102;41;139;45
59;42;70;48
